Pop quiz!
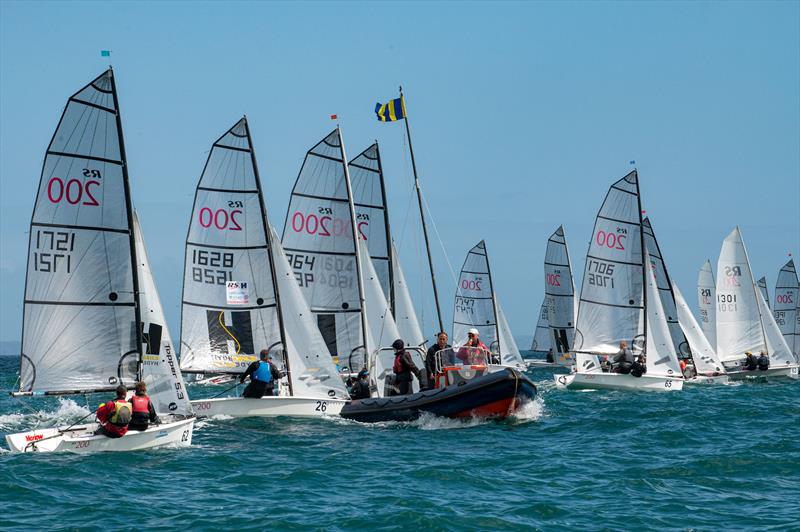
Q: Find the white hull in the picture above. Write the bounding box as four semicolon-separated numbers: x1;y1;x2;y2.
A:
6;417;195;454
727;365;799;381
685;374;730;385
191;396;348;418
554;372;684;391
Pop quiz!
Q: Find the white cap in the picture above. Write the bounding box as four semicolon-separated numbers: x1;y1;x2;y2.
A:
468;328;479;335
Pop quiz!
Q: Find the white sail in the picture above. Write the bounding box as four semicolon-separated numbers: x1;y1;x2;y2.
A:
281;130;366;366
360;238;401;359
773;260;799;358
715;227;766;362
530;299;550;351
672;282;725;374
644;250;681;377
270;227;349;399
133;212;193;415
496;302;524;367
757;276;770;310
19;69;140;394
391;241;425;348
697;260;717;350
642;218;690;358
574;171;645;356
757;290;797;367
453;241;497;346
544;226;576;358
179;119;280;374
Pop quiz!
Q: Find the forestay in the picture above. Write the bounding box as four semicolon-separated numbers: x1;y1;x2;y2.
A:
544;226;576;357
281;130;365;364
757;277;770;310
453;241;497;348
270;228;349;399
672;282;725;374
573;171;645;356
697;260;717;350
530;299;550;351
133;212;193;415
19;69;140;394
180;118;281;375
773;260;799;358
643;218;690;357
715;227;766;362
644;251;681;378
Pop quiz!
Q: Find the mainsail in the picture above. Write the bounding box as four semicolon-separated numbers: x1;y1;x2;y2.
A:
543;225;576;359
642;217;689;358
573;171;645;356
715;227;766;362
756;289;797;367
697;260;717;350
179;118;282;375
773;260;799;358
19;69;142;394
133;212;193;415
530;299;550;351
757;277;770;310
453;240;523;366
673;282;725;374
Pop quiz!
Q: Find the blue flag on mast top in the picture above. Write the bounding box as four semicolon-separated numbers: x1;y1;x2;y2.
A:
100;50;111;57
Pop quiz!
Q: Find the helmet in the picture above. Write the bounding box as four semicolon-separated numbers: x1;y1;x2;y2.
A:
392;339;405;350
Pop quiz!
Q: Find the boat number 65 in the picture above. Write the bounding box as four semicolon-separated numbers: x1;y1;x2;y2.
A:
665;380;672;388
315;401;327;412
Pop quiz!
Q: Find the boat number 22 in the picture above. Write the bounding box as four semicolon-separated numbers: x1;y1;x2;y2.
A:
315;401;327;413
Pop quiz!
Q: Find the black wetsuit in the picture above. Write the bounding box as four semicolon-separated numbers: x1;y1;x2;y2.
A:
743;356;758;371
240;360;284;398
612;348;634;374
425;343;451;387
350;379;370;399
757;355;770;371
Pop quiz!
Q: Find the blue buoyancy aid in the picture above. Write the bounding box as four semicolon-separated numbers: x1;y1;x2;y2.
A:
252;360;272;383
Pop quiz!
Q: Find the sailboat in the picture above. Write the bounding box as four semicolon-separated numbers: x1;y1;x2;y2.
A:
672;283;729;384
528;299;551;365
773;260;799;360
178;119;349;418
697;260;717;350
757;276;770;310
6;69;195;453
714;227;799;380
347;143;425;348
555;171;683;391
452;241;526;370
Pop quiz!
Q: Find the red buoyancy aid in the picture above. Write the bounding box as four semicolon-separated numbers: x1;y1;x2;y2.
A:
130;395;150;414
393;353;405;374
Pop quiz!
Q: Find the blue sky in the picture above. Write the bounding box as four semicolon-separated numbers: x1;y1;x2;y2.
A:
1;1;798;344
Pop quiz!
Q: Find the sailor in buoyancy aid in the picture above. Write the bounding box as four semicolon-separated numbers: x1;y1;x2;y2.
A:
348;369;371;400
629;355;647;378
128;381;160;431
392;339;421;396
240;349;284;398
757;351;770;371
743;352;758;371
611;341;634;374
95;384;132;438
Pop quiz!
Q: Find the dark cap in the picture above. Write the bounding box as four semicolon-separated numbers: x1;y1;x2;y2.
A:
392;339;405;350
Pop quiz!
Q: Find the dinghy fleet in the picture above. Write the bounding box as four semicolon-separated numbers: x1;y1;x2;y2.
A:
5;69;798;453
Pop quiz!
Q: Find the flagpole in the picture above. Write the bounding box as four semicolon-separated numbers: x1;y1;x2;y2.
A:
399;86;444;334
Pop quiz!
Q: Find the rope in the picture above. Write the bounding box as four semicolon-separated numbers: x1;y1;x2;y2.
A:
218;310;241;354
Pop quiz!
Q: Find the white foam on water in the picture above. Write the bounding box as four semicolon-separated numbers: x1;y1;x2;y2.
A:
0;398;91;432
508;396;545;424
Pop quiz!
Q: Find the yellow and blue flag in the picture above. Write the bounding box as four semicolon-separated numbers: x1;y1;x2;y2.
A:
375;96;406;122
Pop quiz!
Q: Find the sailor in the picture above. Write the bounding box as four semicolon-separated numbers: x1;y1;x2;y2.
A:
743;351;758;371
629;355;646;378
457;328;490;364
757;351;770;371
95;385;132;438
349;369;371;400
392;339;421;395
240;350;284;398
128;381;160;431
611;340;634;374
546;348;555;363
425;331;451;388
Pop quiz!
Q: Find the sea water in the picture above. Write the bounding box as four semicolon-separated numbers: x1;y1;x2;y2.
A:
1;353;798;530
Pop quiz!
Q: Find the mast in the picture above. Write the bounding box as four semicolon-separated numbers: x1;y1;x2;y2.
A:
374;142;396;314
110;67;144;380
400;86;444;333
484;240;501;354
634;170;647;357
338;126;370;365
244;117;293;396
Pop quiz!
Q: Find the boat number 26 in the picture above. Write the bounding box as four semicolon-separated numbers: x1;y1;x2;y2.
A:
314;401;328;413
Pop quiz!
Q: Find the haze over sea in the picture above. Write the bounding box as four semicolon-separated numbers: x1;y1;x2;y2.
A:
1;352;798;531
